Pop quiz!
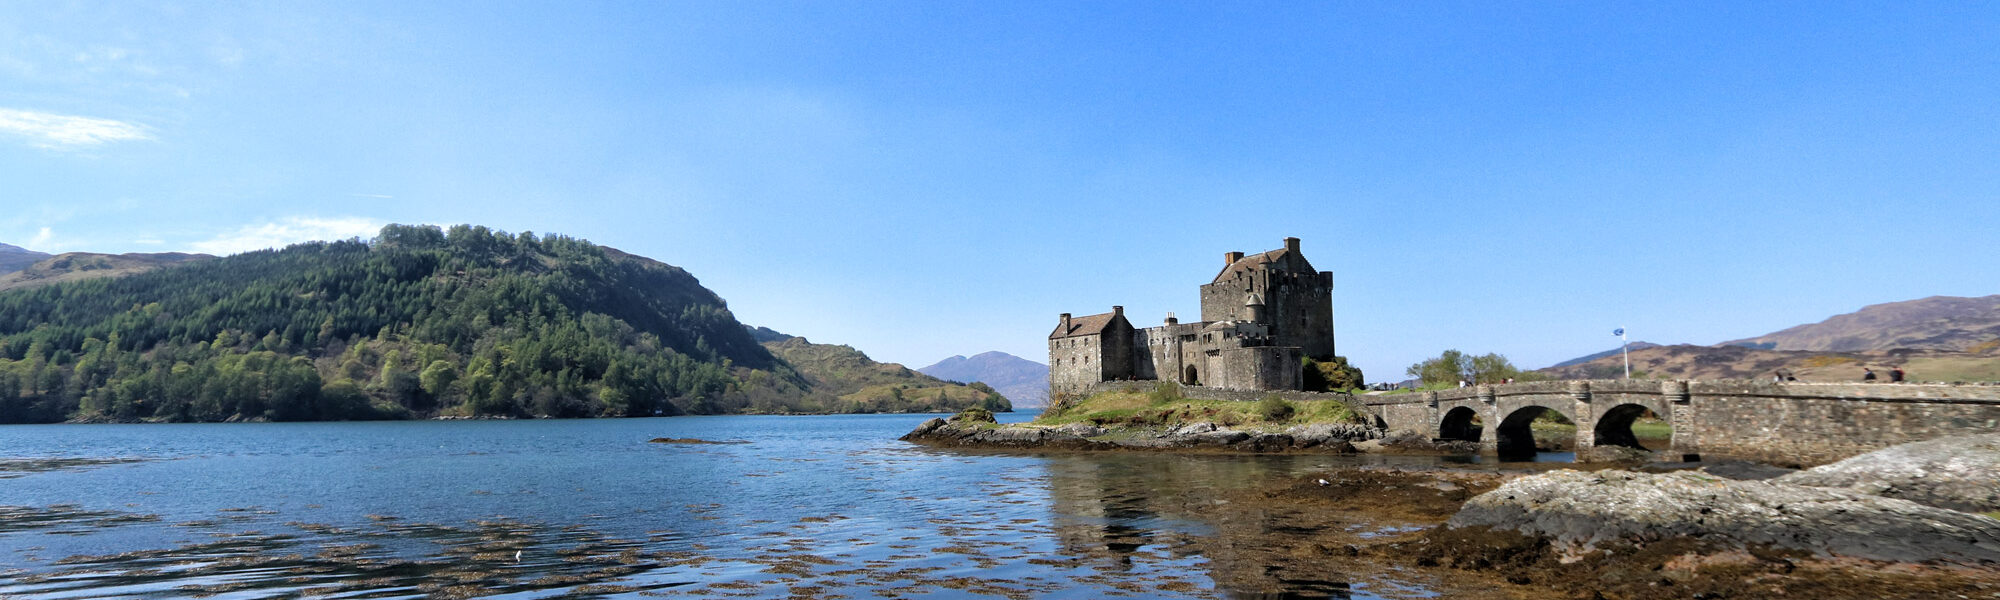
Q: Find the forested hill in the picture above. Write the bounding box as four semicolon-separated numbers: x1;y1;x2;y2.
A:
0;224;830;423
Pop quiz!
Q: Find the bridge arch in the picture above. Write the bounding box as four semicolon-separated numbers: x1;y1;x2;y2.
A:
1495;405;1564;459
1594;403;1663;451
1438;406;1482;442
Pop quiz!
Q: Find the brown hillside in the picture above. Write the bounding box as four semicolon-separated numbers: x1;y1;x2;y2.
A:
0;251;212;293
0;242;51;275
1540;343;2000;383
1723;295;2000;352
761;336;1009;412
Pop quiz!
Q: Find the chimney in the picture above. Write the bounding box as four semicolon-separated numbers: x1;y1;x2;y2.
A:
1112;306;1124;318
1225;251;1243;265
1165;311;1178;325
1284;237;1300;253
1060;313;1071;331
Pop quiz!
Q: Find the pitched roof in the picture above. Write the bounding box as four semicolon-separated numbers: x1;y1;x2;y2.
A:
1211;248;1290;283
1049;311;1121;339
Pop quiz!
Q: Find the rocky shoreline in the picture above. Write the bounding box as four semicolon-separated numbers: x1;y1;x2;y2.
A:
898;409;1481;454
903;412;2000;598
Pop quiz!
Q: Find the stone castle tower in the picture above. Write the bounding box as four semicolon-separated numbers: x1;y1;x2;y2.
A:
1049;237;1335;396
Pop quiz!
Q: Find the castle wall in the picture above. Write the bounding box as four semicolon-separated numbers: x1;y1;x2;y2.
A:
1136;323;1202;383
1214;347;1303;391
1269;271;1335;359
1101;320;1135;381
1048;334;1103;396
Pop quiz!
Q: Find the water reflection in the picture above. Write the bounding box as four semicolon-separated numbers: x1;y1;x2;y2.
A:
0;417;1486;599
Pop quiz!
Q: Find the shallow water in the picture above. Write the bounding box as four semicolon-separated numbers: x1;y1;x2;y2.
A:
0;413;1553;599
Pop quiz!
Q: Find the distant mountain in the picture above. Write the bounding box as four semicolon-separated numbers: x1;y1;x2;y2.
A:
1722;295;2000;352
0;243;51;275
0;251;212;293
1536;294;2000;383
1539;342;2000;383
760;334;1010;413
1547;341;1664;368
919;351;1049;408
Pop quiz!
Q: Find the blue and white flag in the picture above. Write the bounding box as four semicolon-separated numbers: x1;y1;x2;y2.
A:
1612;328;1624;337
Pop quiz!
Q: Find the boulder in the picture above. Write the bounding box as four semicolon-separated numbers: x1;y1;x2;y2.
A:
1449;469;2000;565
901;418;948;441
1284;422;1381;445
1775;433;2000;513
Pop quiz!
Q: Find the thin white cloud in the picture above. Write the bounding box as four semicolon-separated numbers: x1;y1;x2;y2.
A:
190;217;384;256
29;227;54;250
0;108;153;150
348;193;394;199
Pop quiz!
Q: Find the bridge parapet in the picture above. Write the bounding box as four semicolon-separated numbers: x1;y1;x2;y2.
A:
1075;379;2000;466
1359;379;2000;466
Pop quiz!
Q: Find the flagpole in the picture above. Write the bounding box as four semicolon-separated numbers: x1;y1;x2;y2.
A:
1620;327;1631;379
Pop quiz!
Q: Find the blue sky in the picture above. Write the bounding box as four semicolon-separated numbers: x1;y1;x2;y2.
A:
3;2;1997;380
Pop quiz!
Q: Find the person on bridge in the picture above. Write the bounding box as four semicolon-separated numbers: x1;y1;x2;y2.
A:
1862;367;1877;382
1891;366;1906;383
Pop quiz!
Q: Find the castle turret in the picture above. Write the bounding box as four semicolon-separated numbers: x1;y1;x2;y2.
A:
1244;293;1266;323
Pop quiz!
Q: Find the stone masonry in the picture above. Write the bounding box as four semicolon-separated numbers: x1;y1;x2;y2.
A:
1049;238;1333;396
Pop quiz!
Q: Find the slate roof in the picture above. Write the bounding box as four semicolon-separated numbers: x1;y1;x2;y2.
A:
1212;248;1295;283
1049;311;1120;339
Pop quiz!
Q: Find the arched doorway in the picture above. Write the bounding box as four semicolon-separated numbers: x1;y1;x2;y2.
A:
1594;404;1667;451
1438;406;1483;442
1495;406;1568;460
1182;365;1199;385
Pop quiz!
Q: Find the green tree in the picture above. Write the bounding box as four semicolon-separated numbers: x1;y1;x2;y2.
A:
1407;349;1473;386
1303;356;1365;391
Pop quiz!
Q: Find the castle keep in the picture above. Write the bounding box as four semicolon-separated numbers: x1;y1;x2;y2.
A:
1049;237;1334;396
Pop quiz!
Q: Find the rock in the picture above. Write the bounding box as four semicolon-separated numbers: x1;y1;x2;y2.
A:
1194;430;1251;446
1049;423;1106;438
1775;433;2000;513
901;418;947;441
1166;422;1218;436
1449;469;2000;565
1575;445;1653;463
1285;422;1381;446
1695;460;1798;481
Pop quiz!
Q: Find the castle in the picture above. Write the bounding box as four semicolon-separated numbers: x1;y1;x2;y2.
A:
1048;237;1335;396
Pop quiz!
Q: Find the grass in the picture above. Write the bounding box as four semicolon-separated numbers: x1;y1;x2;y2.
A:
1034;385;1365;429
1630;418;1672;441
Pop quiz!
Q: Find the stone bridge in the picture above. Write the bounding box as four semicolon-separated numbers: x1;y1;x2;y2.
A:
1359;379;2000;466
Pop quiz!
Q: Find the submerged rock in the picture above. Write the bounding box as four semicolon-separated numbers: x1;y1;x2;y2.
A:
1448;469;2000;565
1775;433;2000;513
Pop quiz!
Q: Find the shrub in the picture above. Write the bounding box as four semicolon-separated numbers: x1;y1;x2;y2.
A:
950;406;995;424
1257;396;1295;422
1147;381;1181;405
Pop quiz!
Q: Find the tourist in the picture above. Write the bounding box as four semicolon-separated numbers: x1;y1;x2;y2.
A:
1890;366;1906;383
1862;367;1877;382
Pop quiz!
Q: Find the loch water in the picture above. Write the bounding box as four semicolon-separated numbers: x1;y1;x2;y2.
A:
0;413;1542;599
